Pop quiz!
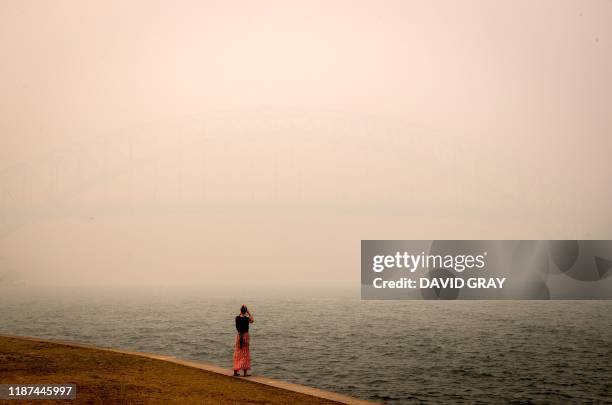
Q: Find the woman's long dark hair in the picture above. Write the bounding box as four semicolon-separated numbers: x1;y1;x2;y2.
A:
238;305;248;348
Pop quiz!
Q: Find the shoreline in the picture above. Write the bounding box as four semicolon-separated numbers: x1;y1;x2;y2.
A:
0;334;374;404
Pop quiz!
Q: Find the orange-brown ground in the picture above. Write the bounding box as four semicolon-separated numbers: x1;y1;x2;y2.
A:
0;336;339;404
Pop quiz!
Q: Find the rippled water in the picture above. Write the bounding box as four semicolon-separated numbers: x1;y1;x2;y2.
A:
1;289;611;403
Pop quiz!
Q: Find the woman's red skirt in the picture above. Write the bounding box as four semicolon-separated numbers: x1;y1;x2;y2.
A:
233;332;251;371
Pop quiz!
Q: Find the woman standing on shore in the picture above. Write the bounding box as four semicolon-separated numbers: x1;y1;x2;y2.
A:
233;305;254;377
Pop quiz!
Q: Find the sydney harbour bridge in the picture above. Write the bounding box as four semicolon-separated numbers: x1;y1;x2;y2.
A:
0;109;599;242
1;110;451;239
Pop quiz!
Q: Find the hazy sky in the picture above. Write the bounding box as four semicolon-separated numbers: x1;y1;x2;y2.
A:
1;1;611;288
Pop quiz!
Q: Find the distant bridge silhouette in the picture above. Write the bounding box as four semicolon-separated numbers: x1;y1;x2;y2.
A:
2;110;449;238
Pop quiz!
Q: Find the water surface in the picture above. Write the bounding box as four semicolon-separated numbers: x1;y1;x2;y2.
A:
1;289;611;403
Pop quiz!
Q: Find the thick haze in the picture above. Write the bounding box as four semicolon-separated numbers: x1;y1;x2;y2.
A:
1;0;611;288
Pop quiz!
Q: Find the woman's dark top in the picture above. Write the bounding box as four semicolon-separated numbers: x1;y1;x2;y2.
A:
235;315;250;334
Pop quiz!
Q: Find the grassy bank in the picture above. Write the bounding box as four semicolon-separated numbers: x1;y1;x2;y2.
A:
0;336;340;404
